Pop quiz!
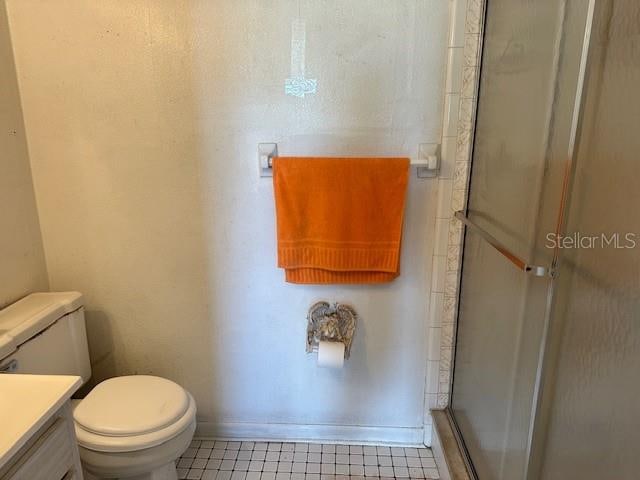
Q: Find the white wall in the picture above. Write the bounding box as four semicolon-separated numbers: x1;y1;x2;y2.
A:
0;3;47;307
7;0;448;443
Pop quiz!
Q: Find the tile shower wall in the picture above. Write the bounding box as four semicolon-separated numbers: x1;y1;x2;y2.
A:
424;0;484;424
7;1;448;444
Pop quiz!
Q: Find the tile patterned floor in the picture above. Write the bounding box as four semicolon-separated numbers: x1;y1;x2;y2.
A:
176;441;439;480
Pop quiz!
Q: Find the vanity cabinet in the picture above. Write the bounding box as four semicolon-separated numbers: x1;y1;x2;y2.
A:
0;403;82;480
0;375;83;480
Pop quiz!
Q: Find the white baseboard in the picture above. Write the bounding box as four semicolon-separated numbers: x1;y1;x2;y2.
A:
195;421;425;447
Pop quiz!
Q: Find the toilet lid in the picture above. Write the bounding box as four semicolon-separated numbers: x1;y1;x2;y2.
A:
73;375;190;436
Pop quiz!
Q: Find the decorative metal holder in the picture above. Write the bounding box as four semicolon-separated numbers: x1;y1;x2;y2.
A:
306;301;358;359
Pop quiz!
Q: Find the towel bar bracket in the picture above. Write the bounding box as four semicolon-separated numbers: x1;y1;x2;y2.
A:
258;142;440;178
258;143;278;177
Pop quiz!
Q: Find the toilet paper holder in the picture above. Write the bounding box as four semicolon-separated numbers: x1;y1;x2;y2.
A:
306;301;358;359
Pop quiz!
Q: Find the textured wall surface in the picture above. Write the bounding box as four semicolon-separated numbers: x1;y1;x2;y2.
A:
7;0;448;442
0;3;48;307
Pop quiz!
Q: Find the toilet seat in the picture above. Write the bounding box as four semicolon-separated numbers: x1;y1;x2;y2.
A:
73;375;197;453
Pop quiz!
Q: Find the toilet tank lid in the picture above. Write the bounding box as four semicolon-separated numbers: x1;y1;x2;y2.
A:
0;292;84;359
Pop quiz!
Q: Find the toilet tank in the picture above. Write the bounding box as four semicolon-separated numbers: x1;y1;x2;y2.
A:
0;292;91;383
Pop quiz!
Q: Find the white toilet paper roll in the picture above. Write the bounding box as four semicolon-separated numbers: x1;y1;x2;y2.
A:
317;341;345;368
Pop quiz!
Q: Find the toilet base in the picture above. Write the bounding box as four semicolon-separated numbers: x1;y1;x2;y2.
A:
78;419;195;480
84;462;177;480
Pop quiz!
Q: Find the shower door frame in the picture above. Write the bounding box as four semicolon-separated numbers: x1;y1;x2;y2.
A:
443;0;598;478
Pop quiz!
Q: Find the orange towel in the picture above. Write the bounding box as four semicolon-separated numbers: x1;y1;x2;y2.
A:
273;157;410;284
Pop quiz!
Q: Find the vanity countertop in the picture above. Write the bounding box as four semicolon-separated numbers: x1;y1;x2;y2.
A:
0;374;81;469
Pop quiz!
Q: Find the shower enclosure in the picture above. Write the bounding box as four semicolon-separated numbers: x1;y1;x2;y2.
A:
449;0;640;479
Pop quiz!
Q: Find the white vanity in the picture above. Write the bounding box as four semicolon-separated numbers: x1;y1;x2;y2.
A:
0;374;83;480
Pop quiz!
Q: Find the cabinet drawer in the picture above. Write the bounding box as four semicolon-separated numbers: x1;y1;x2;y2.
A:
4;417;74;480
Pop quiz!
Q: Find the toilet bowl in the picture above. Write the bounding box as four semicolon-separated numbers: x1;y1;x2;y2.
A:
72;375;197;480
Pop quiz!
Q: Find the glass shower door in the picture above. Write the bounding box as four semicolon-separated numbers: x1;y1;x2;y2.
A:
449;1;593;479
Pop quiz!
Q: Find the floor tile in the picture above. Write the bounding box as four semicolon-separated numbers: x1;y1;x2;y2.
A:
266;451;280;462
418;449;433;458
322;453;335;463
280;452;295;462
349;465;364;476
409;467;425;478
377;446;391;456
404;448;419;457
392;457;408;467
221;459;236;470
379;466;394;477
198;448;213;459
321;464;335;474
322;444;336;454
335;464;349;475
364;466;379;477
391;448;405;457
238;451;253;461
420;458;436;469
224;450;239;460
176;440;439;480
394;466;409;478
192;459;208;469
252;451;267;461
424;468;439;479
292;463;306;473
212;449;226;460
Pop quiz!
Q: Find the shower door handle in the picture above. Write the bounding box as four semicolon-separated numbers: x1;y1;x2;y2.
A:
455;211;552;277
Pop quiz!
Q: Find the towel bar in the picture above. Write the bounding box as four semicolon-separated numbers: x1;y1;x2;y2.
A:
258;142;440;178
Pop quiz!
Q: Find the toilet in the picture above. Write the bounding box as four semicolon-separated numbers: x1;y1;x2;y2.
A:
0;292;196;480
